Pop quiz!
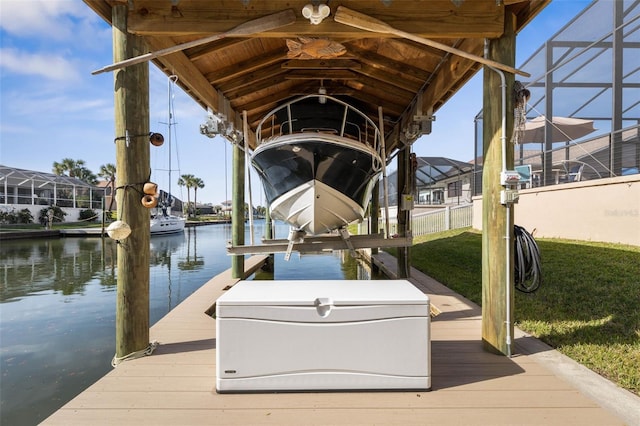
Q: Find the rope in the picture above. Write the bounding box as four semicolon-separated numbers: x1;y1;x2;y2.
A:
511;81;530;145
514;225;542;293
111;340;159;367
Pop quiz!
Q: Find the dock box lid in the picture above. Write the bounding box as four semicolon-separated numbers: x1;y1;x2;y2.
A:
215;280;429;307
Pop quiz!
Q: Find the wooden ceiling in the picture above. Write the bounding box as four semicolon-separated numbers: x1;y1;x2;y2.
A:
84;0;549;151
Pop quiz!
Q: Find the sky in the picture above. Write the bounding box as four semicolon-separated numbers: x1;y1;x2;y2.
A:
0;0;594;206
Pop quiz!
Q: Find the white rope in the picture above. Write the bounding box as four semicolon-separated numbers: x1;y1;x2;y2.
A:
111;340;159;367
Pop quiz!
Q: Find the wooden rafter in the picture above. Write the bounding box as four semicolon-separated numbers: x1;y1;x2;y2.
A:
84;0;551;152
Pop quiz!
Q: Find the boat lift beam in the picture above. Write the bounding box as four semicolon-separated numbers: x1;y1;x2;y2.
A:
227;233;412;256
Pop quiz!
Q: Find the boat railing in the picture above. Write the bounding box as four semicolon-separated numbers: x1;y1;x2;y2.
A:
257;94;381;154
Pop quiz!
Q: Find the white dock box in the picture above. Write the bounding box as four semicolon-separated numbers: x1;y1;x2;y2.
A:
216;280;430;393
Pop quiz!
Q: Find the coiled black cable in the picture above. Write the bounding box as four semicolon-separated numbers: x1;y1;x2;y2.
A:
514;225;542;293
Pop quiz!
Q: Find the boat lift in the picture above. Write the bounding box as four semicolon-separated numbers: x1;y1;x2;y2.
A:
226;231;412;258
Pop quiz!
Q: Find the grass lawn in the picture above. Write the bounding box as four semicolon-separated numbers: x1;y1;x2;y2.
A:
392;228;640;396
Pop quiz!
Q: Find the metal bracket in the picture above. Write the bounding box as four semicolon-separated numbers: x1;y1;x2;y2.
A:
338;227;356;257
227;233;413;256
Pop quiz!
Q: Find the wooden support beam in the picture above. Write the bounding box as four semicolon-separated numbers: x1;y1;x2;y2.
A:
396;143;411;279
112;4;151;359
125;1;505;39
231;138;245;278
283;70;358;80
145;36;220;109
481;10;516;356
217;62;286;96
346;45;431;84
352;62;424;93
281;59;361;70
205;50;286;85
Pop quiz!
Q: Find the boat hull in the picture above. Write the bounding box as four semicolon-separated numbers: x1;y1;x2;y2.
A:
150;215;186;235
252;134;381;235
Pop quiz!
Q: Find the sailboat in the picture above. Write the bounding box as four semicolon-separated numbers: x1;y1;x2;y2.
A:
251;94;384;235
150;75;186;236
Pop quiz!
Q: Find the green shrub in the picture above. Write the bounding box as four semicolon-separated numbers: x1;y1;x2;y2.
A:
79;209;98;222
17;209;33;224
38;206;67;224
0;209;18;224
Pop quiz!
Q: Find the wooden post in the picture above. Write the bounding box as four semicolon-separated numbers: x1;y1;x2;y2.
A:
397;146;410;278
112;5;151;359
254;205;274;280
481;10;516;355
264;204;273;240
231;139;245;278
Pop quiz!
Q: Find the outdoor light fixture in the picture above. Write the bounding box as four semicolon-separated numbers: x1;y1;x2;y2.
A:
200;109;244;143
302;4;330;25
200;109;228;138
106;220;132;241
318;86;327;104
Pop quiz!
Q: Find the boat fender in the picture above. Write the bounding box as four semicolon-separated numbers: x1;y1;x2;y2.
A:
149;132;164;146
141;194;158;208
143;182;158;195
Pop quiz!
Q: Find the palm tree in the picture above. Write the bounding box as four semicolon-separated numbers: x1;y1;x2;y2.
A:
52;158;76;176
76;167;98;185
52;158;97;184
98;163;117;211
192;177;205;217
177;174;196;217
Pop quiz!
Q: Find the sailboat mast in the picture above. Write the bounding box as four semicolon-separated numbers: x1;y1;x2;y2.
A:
167;75;178;208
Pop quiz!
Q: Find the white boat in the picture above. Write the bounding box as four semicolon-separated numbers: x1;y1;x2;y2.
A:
252;94;384;235
150;215;185;235
151;75;185;236
150;202;185;235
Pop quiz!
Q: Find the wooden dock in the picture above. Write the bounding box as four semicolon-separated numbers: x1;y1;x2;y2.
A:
42;254;637;425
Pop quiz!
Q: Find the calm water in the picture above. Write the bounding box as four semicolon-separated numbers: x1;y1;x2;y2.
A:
0;221;367;425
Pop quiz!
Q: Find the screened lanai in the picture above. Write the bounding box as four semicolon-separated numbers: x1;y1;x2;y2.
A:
474;0;640;193
386;157;474;206
0;165;104;210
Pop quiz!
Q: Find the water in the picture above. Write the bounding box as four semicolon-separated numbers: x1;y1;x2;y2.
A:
0;221;369;425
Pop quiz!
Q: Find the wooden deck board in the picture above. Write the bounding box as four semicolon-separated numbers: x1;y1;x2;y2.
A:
42;254;631;426
42;408;623;426
63;390;600;410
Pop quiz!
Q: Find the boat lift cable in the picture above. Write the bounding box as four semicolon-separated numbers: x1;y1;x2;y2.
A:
378;106;391;239
514;225;542;293
243;110;255;245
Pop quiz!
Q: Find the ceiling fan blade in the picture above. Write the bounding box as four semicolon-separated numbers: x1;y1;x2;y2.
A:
334;6;530;77
92;9;297;75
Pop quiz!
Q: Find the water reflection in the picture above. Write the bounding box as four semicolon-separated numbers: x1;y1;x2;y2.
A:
0;238;118;303
0;222;369;425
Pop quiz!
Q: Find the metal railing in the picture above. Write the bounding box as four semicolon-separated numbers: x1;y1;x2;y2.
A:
474;124;640;194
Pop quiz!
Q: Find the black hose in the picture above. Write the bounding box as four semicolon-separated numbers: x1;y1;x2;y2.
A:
514;225;542;293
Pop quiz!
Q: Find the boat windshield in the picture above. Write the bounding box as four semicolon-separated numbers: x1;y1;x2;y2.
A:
256;95;381;153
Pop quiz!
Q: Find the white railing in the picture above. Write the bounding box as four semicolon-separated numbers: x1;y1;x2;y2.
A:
411;204;473;236
360;204;473;237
